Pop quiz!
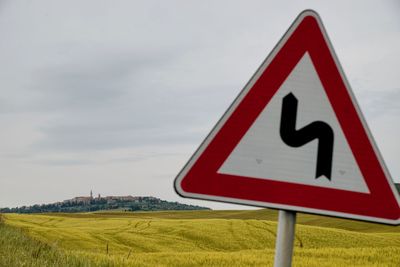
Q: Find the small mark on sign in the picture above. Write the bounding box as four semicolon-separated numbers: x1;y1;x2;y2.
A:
339;170;346;175
256;159;263;164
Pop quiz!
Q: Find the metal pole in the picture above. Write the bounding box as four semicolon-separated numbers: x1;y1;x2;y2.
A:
273;210;297;267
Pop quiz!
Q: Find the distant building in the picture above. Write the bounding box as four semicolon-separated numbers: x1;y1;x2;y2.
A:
63;190;93;205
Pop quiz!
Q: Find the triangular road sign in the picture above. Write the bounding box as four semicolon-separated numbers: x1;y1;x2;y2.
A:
174;10;400;224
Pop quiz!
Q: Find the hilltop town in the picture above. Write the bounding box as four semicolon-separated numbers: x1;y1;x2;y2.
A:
61;190;160;205
0;191;210;214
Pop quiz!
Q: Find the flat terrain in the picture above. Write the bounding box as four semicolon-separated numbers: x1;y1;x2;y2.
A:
1;209;400;266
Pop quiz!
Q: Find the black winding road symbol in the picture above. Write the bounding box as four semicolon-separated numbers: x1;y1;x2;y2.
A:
279;92;334;180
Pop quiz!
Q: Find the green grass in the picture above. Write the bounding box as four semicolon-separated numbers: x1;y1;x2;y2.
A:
0;214;91;267
1;210;400;266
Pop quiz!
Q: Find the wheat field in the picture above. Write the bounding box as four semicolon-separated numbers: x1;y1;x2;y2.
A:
1;210;400;266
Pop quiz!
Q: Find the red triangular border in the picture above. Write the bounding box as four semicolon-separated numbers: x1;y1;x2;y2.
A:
175;10;400;224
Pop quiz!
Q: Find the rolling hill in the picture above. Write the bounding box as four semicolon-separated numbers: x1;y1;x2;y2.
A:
0;196;209;214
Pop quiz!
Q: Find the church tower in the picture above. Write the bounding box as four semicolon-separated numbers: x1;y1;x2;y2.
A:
90;190;93;199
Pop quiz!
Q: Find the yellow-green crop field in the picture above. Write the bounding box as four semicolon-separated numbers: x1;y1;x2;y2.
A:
1;209;400;266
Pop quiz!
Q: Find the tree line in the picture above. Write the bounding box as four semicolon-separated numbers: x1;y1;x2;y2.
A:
0;197;210;213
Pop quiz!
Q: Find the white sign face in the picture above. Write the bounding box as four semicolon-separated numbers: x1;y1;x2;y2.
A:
218;53;369;193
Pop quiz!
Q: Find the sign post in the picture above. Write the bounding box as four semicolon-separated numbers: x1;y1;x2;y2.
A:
274;210;297;267
175;9;400;267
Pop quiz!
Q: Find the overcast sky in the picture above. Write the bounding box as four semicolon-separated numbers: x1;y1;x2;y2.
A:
0;1;399;209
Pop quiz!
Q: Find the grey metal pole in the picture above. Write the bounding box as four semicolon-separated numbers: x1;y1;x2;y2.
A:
273;210;297;267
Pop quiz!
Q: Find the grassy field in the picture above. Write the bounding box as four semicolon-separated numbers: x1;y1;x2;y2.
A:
1;210;400;266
